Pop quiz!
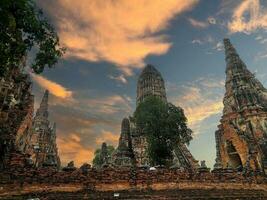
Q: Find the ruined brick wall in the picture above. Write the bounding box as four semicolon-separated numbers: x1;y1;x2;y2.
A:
14;96;34;153
219;111;267;170
0;69;34;170
1;167;266;187
1;167;266;199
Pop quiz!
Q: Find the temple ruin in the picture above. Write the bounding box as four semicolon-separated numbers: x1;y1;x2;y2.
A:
0;64;60;170
214;39;267;173
30;90;61;169
0;63;34;170
0;40;267;199
113;64;199;170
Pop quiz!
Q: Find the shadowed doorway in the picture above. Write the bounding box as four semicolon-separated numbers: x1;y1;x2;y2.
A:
226;141;243;170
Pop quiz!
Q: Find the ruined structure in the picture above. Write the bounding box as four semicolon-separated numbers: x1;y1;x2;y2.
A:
113;64;198;170
112;118;134;166
62;161;77;172
1;42;267;200
30;90;60;169
136;64;167;105
99;142;111;167
0;65;34;170
1;166;267;199
214;39;267;173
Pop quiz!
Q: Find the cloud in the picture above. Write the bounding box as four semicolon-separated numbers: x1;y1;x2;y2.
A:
217;0;243;16
188;18;209;28
31;74;73;99
47;95;124;166
32;82;130;166
70;134;81;143
214;42;224;51
108;74;128;84
185;101;223;125
191;36;224;54
260;39;267;44
178;86;201;103
57;133;94;166
53;93;132;159
260;54;267;58
85;95;133;115
168;77;224;135
191;39;203;45
228;0;267;34
188;16;216;29
95;130;120;146
256;35;263;40
173;85;223;126
255;52;267;60
38;0;199;75
191;35;215;46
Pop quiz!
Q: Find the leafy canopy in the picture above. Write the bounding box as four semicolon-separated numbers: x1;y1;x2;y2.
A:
0;0;65;77
134;96;192;166
92;144;115;168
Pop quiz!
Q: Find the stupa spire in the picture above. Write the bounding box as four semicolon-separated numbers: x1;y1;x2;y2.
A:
36;90;49;118
214;39;267;172
223;39;243;65
222;39;267;114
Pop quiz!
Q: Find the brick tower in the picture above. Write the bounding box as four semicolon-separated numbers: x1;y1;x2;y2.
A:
214;39;267;173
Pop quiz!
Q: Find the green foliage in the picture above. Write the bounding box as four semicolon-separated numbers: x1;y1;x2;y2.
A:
134;96;192;166
0;0;65;77
92;145;115;167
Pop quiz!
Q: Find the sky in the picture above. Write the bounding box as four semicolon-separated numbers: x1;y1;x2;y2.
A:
31;0;267;167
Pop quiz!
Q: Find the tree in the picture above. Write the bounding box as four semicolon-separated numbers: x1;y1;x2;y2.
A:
92;143;115;168
0;0;65;77
134;96;192;166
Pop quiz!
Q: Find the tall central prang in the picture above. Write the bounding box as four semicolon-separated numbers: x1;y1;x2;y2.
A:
136;64;167;105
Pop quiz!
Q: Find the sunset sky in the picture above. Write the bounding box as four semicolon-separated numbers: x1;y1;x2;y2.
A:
32;0;267;167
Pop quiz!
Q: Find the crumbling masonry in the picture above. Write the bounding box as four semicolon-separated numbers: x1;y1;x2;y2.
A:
214;39;267;173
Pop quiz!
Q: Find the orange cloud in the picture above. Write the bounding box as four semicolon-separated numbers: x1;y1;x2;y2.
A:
95;130;120;146
184;101;223;125
170;78;224;135
31;74;73;99
58;134;94;167
228;0;267;33
178;96;223;136
179;86;201;102
70;134;81;143
39;0;199;75
175;86;223;126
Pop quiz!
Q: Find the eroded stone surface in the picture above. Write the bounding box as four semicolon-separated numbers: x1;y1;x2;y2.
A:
29;90;60;169
214;39;267;173
112;118;134;166
0;67;60;172
0;66;34;171
0;167;266;199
